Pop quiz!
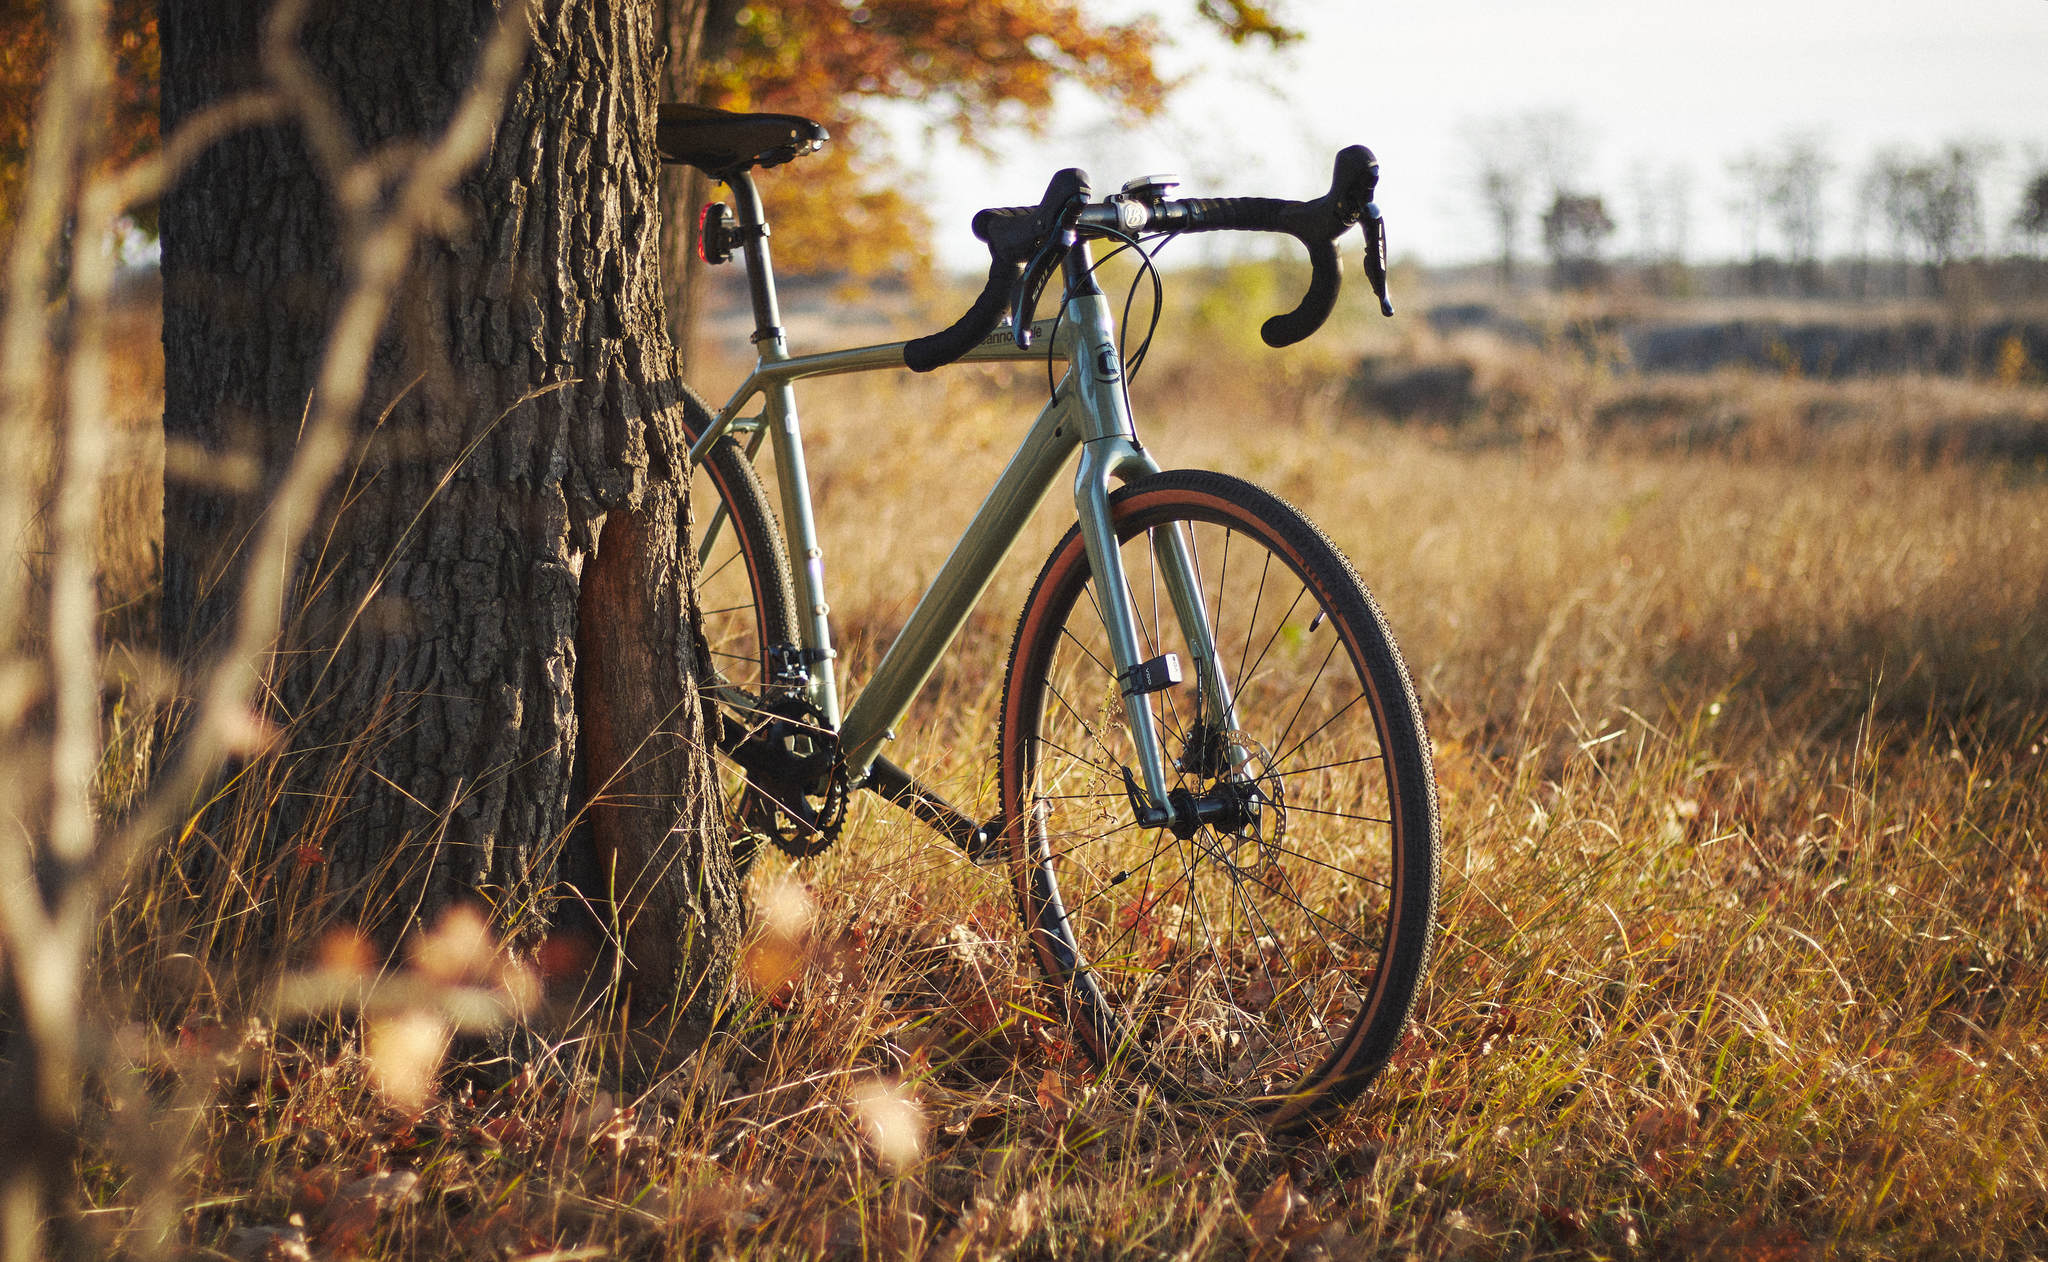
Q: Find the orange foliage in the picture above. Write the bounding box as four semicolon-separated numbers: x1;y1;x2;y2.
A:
702;0;1170;143
1197;0;1300;48
0;0;158;236
699;0;1175;278
0;0;1291;274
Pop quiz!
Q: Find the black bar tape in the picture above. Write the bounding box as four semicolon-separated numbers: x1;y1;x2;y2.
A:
904;254;1022;372
1264;238;1340;346
1175;197;1342;346
903;169;1090;373
1177;196;1295;232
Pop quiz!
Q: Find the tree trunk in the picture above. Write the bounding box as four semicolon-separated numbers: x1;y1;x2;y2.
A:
655;0;741;358
158;0;739;1021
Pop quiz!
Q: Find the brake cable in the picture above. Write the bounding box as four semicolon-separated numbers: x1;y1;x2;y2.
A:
1114;231;1172;380
1040;223;1170;403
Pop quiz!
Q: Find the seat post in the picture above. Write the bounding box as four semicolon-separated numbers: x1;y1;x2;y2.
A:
725;172;789;359
719;170;843;726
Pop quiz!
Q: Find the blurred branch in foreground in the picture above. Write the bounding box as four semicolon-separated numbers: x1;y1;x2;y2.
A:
0;0;530;1254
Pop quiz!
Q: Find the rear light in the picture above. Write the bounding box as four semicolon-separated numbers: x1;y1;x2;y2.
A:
699;202;737;265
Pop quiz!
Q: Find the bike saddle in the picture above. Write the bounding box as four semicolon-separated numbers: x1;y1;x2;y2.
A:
656;103;828;178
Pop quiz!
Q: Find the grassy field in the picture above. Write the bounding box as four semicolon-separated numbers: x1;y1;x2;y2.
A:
64;286;2048;1258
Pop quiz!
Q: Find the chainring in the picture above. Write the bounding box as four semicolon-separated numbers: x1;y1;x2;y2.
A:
725;695;851;858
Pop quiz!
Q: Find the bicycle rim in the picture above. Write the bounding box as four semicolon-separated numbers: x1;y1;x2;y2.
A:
689;442;792;702
681;416;799;853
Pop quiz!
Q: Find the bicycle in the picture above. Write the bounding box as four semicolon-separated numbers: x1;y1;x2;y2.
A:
656;102;1439;1128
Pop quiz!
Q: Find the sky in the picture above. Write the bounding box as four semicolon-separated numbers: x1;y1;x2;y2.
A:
899;0;2048;268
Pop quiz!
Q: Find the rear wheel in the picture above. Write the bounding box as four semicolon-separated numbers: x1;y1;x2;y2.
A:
677;400;805;858
998;470;1438;1126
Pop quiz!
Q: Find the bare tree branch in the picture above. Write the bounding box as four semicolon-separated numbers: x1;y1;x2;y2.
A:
0;2;538;1255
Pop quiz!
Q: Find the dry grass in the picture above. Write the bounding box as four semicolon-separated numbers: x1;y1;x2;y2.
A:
65;286;2048;1258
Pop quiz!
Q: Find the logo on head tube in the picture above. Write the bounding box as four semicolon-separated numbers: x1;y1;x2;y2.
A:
1093;342;1122;382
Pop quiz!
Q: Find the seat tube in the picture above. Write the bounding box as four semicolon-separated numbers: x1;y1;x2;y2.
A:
729;174;841;724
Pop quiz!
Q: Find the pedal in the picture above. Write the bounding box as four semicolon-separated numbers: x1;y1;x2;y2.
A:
1119;652;1182;697
963;821;1004;867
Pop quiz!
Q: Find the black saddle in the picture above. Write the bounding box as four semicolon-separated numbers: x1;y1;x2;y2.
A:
656;103;828;178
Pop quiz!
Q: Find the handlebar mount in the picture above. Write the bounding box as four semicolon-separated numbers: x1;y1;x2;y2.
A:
903;146;1394;374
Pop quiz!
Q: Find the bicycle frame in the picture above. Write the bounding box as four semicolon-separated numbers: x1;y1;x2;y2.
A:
685;173;1234;815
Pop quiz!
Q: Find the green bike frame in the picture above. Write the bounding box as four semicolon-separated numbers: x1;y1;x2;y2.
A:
686;173;1236;817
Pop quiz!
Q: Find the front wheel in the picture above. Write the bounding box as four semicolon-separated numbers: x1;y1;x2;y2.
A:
997;470;1439;1127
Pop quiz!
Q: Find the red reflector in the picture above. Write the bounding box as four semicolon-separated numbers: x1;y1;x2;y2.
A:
698;201;737;265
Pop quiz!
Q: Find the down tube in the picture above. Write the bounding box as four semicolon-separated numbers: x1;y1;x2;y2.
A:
838;391;1084;774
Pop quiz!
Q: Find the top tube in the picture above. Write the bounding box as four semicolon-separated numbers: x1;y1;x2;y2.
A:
687;317;1072;468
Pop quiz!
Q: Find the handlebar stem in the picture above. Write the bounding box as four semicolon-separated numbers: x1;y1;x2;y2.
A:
1061;236;1103;301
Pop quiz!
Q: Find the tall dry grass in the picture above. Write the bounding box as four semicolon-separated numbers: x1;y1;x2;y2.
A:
52;285;2048;1257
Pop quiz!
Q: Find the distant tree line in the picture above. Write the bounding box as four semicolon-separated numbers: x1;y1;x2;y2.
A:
1464;112;2048;300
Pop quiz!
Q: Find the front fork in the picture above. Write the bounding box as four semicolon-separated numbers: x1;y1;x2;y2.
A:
1064;311;1239;821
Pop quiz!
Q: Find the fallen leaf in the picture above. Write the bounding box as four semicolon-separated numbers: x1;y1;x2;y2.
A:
1034;1069;1071;1124
1248;1171;1308;1238
557;1089;621;1147
1628;1103;1698;1183
755;873;817;937
1537;1201;1585;1241
535;932;594;980
744;875;817;992
1438;1208;1495;1252
411;904;496;985
316;929;376;976
210;703;281;756
223;1223;312;1262
319;1169;421;1249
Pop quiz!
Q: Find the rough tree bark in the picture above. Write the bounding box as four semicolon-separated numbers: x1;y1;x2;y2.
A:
158;0;740;1020
655;0;740;356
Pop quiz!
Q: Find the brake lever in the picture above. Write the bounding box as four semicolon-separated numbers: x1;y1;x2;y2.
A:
908;169;1090;373
1362;202;1394;317
1325;144;1394;319
1011;205;1084;348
